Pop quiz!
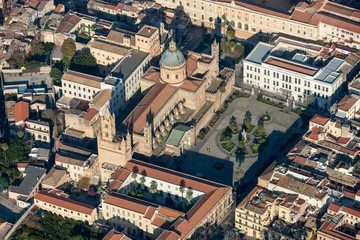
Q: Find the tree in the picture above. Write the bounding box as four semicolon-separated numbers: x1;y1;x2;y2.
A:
77;177;90;190
258;117;264;127
61;38;76;67
0;176;9;188
226;29;235;41
70;50;97;74
191;222;224;240
179;179;186;208
150;181;158;202
245;110;252;124
7;48;25;69
131;166;139;182
1;143;8;163
50;67;63;84
140;170;147;189
17;130;24;139
206;27;212;35
186;188;193;204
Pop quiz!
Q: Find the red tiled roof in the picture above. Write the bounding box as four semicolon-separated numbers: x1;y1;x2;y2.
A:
104;193;158;214
103;229;131;240
337;137;350;145
319;221;357;240
17;163;29;169
337;95;358;112
158;206;184;218
54;4;64;13
15;101;29;123
265;57;317;75
310;114;329;126
83;108;99;121
35;191;95;215
122;84;178;133
144;206;157;219
293;156;307;165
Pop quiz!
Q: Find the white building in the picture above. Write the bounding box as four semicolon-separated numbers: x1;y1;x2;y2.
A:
103;50;150;116
243;36;359;107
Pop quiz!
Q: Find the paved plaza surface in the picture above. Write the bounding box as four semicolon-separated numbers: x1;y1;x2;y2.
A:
178;95;302;186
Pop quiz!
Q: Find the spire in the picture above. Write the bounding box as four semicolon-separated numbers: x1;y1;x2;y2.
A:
169;38;177;52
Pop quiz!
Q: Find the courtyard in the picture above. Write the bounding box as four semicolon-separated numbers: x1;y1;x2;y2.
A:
177;94;302;186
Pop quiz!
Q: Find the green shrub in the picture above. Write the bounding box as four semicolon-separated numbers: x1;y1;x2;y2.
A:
229;122;239;134
221;142;235;152
256;95;285;109
209;115;220;127
198;127;211;140
220;132;232;142
235;147;248;156
244;124;255;133
250;144;259;154
254;129;267;138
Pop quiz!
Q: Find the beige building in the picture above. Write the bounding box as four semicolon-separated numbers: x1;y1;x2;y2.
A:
34;190;98;224
89;39;131;75
42;167;68;190
102;159;233;239
136;25;161;57
235;186;308;239
156;0;360;49
8;165;46;208
24;119;51;143
317;202;360;240
61;71;103;101
55;143;99;182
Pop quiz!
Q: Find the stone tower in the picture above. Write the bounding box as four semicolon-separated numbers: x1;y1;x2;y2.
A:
97;108;132;173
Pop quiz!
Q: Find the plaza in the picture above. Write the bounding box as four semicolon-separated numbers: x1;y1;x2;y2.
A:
178;94;302;186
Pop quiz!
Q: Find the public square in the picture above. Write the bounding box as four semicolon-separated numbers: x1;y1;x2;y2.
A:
178;94;302;186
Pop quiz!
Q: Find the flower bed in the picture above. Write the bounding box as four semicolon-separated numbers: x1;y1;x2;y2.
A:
209;115;220;127
253;129;267;138
220;132;232;142
257;95;285;109
198;127;210;140
245;124;255;133
221;142;236;152
235;147;248;155
229;123;240;134
250;144;259;154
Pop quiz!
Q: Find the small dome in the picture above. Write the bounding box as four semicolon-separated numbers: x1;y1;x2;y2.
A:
160;39;185;68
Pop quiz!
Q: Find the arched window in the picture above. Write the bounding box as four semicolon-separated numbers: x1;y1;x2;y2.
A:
244;24;249;31
238;22;242;29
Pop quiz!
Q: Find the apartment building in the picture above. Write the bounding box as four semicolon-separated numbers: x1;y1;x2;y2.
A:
243;36;359;107
317;202;360;240
335;94;360;119
34;190;98;224
235;186;309;239
24;119;51;143
61;70;103;101
155;0;360;49
89;39;131;75
87;0;123;17
8;165;46;208
55;143;99;182
104;49;150;116
101;159;233;239
136;25;161;57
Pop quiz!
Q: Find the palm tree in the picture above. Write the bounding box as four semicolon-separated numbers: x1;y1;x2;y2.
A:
140;170;147;189
179;179;186;208
1;143;8;163
150;181;158;202
131;166;139;181
186;188;193;205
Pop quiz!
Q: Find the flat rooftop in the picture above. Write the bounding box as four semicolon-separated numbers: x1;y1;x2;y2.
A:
110;50;149;81
9;165;46;196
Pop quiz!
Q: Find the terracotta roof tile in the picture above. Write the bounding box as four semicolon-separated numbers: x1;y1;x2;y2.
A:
90;89;112;109
103;229;132;240
62;71;103;89
83;108;99;121
265;57;317;75
35;191;95;215
143;206;157;219
180;78;203;92
104;193;158;214
54;4;64;13
122;84;178;133
15;101;29;123
337;95;358;111
310;114;329;126
292;156;307;165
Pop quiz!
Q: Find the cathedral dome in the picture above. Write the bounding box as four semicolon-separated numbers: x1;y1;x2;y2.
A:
160;39;185;68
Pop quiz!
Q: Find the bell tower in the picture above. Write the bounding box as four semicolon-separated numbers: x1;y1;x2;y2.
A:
97;107;132;181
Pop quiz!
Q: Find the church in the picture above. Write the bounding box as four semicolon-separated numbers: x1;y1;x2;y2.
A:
97;38;234;181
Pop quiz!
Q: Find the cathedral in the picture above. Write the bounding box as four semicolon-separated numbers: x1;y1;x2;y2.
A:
97;38;234;181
